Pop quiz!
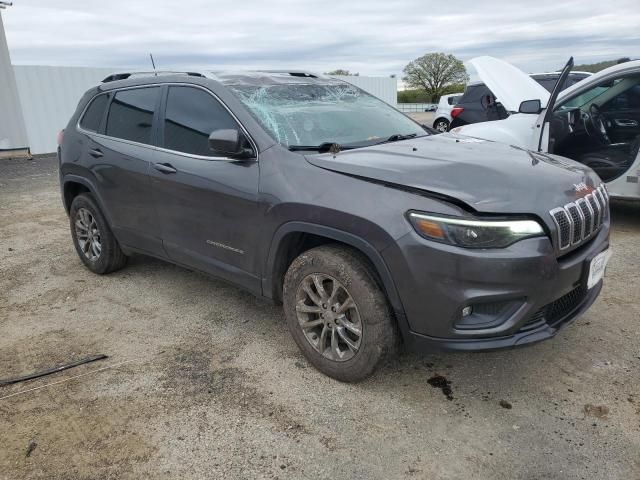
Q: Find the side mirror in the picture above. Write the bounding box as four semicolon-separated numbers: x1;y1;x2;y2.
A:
519;99;542;114
208;129;255;159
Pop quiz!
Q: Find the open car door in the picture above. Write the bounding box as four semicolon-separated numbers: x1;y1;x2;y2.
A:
537;57;574;152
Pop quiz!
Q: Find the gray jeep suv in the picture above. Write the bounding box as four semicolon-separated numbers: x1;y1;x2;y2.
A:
58;71;611;381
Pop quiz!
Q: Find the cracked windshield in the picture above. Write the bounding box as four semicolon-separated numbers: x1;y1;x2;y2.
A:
229;83;427;149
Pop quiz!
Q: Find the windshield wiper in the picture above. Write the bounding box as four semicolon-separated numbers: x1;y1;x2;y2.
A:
289;134;419;153
370;133;419;146
288;142;357;153
387;133;419;142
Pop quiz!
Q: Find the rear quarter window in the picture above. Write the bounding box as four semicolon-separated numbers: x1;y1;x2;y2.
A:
79;94;109;132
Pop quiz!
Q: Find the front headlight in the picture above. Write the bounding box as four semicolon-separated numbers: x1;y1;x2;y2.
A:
408;212;545;248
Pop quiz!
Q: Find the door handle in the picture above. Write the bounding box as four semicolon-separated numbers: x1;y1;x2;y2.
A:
89;148;103;158
614;119;639;127
153;162;177;174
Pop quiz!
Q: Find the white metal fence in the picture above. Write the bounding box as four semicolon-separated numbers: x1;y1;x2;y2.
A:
331;75;397;107
13;65;114;154
396;103;437;113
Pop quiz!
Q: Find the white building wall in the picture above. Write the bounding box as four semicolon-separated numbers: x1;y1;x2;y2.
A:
12;65;114;154
0;13;28;151
332;75;397;107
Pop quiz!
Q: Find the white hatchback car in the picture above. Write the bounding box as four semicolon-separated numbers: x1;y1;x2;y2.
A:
453;56;640;200
432;93;463;132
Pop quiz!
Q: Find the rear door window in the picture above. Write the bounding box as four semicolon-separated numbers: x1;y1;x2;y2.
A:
105;87;160;144
162;86;238;156
80;94;109;132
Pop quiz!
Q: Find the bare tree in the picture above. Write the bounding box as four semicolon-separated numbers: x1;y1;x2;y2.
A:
403;53;468;102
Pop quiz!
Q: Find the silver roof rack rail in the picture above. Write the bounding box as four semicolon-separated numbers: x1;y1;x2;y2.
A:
257;70;322;78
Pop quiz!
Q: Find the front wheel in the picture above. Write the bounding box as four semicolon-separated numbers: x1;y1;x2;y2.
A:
433;118;450;133
283;245;398;382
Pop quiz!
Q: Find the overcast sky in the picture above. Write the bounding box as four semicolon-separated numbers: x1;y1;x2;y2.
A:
2;0;639;79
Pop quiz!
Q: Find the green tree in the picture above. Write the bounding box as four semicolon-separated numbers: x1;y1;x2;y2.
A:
326;69;359;76
397;84;465;104
402;53;469;102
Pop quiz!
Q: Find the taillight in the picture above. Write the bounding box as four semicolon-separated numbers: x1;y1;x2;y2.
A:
450;107;464;119
56;129;65;146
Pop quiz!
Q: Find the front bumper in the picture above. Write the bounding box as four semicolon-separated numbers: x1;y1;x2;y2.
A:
382;218;610;352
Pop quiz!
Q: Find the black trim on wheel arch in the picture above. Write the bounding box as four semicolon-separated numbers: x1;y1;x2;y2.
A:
62;175;113;225
264;222;409;337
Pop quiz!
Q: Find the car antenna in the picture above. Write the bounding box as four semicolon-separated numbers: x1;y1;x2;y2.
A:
149;53;157;76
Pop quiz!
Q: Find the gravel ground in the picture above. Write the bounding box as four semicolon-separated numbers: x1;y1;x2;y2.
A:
1;155;639;480
406;111;435;125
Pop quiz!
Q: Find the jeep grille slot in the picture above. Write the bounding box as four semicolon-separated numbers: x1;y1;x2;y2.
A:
551;209;572;250
549;185;609;252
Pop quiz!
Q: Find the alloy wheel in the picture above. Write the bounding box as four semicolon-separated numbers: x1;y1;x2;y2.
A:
295;273;363;362
75;207;102;261
435;120;448;132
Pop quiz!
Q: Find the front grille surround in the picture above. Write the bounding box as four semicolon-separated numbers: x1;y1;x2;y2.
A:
549;184;609;252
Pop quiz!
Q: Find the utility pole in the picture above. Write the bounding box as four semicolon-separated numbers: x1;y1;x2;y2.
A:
0;2;30;157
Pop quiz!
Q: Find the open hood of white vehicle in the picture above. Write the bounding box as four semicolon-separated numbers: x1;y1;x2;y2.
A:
470;56;551;112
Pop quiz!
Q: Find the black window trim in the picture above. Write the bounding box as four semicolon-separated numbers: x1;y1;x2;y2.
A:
76;85;162;149
76;82;258;162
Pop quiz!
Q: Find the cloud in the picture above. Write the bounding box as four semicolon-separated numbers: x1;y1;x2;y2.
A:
3;0;639;76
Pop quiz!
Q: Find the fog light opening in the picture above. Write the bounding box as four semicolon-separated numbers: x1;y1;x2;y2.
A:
461;306;473;317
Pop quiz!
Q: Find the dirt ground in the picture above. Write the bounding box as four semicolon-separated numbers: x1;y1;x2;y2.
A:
1;155;639;480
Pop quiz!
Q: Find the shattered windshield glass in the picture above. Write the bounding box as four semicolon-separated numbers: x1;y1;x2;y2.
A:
227;83;427;149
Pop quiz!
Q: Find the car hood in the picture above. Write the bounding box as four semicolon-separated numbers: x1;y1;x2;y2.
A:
470;56;551;112
305;134;600;219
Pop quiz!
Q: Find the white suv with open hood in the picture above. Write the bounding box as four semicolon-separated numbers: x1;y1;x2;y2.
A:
453;56;640;200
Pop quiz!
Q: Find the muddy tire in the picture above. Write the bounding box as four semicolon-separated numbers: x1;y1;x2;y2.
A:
283;244;398;382
69;193;127;274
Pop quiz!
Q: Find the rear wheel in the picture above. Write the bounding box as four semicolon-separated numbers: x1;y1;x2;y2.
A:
283;245;397;382
433;118;450;133
69;193;127;274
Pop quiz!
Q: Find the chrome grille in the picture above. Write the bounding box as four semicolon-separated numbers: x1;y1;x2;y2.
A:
566;204;582;243
549;185;609;251
577;198;593;237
